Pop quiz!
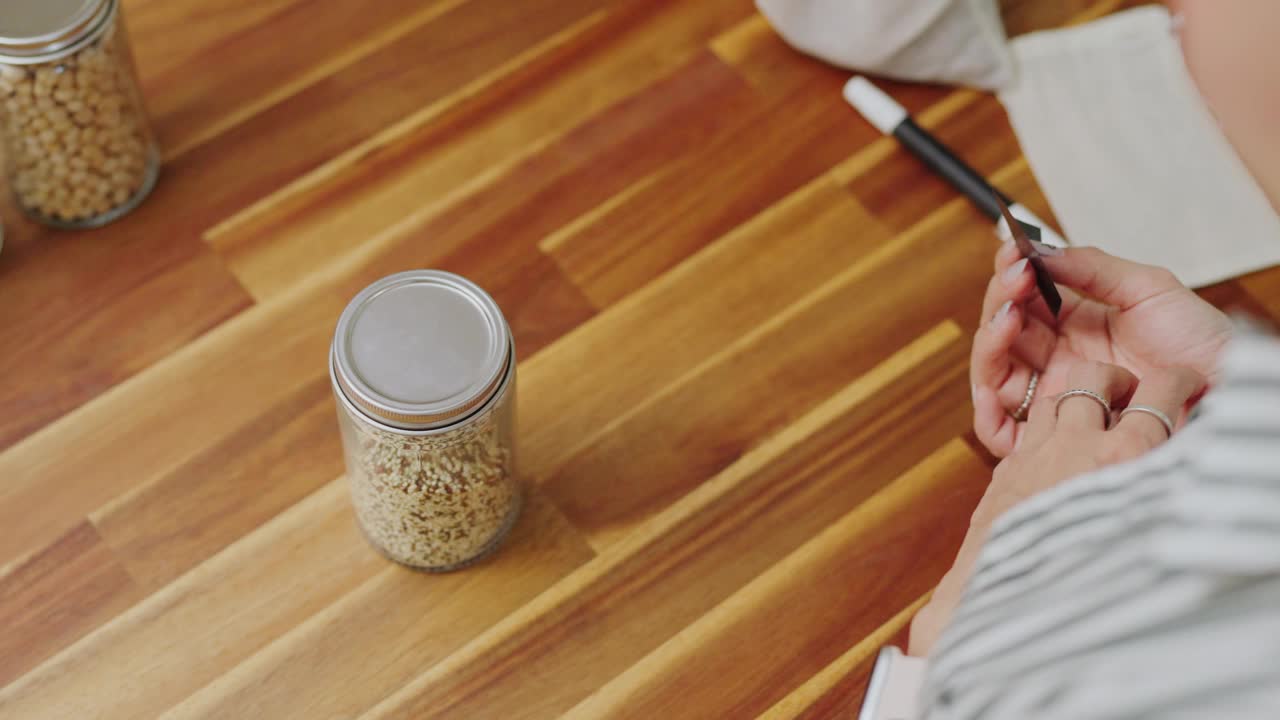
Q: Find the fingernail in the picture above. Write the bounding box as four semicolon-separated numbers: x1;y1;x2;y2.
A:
992;300;1012;322
1003;258;1029;284
996;238;1016;263
1031;240;1064;256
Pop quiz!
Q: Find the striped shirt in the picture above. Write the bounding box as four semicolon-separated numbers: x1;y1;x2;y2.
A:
921;327;1280;719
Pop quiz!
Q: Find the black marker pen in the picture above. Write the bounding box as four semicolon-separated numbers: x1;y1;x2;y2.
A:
843;76;1067;248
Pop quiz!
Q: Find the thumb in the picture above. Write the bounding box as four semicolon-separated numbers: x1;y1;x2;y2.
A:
1042;247;1185;310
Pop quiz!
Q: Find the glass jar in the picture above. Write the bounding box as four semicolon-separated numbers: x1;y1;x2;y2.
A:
330;270;521;572
0;0;160;229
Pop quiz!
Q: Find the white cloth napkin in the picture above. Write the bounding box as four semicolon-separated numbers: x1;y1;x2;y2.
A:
998;6;1280;288
755;0;1011;89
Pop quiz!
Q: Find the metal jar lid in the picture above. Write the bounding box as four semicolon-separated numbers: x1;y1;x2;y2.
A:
331;270;512;431
0;0;115;65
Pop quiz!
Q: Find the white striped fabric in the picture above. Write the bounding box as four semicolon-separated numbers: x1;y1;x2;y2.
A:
921;327;1280;719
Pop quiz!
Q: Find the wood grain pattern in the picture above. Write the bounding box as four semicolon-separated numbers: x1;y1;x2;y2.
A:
0;223;250;452
0;483;382;720
561;440;988;719
0;289;345;570
208;0;757;302
2;0;1276;717
1238;266;1280;323
762;603;919;720
91;378;342;589
0;522;141;687
542;195;994;549
160;491;593;720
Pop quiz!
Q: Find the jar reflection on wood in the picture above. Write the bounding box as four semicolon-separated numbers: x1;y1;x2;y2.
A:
330;270;521;572
0;0;159;229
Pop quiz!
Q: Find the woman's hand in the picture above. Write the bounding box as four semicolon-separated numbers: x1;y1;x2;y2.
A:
972;242;1232;457
911;361;1207;657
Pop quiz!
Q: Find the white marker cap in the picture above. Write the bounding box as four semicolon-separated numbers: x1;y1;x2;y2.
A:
843;76;908;135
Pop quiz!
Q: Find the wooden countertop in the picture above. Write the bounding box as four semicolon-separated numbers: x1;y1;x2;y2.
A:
3;0;1279;717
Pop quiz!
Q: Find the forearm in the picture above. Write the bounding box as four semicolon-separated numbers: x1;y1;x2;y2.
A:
909;485;1021;656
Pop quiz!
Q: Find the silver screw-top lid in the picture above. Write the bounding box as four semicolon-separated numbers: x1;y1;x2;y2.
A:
0;0;114;64
332;270;511;430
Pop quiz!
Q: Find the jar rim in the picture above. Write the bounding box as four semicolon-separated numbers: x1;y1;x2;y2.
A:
0;0;115;65
331;270;514;431
331;344;515;436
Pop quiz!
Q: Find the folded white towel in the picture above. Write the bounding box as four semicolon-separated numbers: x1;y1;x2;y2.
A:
998;7;1280;288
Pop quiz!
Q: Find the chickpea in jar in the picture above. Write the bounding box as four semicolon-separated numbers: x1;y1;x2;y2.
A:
0;0;159;229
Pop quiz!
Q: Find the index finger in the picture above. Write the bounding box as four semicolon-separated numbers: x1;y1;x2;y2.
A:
1041;247;1185;311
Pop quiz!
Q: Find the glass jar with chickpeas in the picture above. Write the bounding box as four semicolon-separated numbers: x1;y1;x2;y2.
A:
0;0;159;229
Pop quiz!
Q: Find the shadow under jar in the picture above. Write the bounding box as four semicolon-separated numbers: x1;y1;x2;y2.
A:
0;0;160;229
330;270;521;572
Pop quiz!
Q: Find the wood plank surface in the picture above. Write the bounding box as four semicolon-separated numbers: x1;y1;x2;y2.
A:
1;0;1276;717
560;440;989;719
359;324;972;719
